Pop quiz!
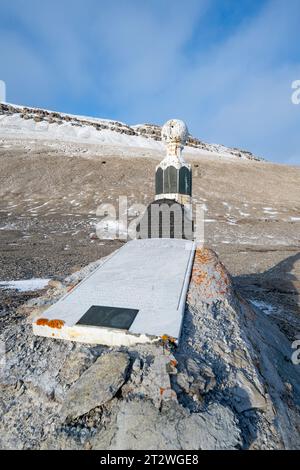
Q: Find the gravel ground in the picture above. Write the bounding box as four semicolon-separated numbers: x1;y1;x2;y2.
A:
0;139;299;347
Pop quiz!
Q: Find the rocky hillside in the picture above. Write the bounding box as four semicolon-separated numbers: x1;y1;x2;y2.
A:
0;248;299;450
0;103;262;161
132;123;261;160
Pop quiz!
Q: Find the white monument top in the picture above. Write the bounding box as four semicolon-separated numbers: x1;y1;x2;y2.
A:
158;119;190;169
161;119;189;146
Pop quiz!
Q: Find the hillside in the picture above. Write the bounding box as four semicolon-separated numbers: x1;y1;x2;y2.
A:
0;105;300;335
0;102;262;160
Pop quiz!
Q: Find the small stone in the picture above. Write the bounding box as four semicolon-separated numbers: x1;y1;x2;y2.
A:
186;357;200;377
47;280;63;290
233;373;267;413
89;233;98;240
176;372;190;393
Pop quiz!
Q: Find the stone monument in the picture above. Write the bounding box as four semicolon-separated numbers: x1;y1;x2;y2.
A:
32;118;196;346
137;119;193;240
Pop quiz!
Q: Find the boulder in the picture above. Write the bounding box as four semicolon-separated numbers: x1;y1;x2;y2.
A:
95;398;241;450
60;352;130;420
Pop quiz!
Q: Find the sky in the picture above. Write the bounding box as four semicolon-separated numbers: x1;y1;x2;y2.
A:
0;0;300;164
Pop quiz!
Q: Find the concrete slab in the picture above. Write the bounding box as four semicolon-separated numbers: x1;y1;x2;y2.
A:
33;239;195;346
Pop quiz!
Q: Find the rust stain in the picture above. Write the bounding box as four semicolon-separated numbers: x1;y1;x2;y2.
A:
170;336;177;344
161;334;176;343
194;248;214;265
160;387;166;396
36;318;65;329
36;318;49;326
47;319;65;329
191;269;207;285
189;247;232;299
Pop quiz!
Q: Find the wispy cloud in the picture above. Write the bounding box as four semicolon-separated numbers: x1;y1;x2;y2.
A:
0;0;299;164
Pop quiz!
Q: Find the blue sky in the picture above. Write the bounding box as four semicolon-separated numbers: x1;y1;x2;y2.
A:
0;0;300;164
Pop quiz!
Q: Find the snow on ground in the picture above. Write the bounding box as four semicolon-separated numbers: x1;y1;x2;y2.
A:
249;300;276;316
0;279;50;292
0;223;17;230
0;114;163;151
95;219;128;240
239;211;250;217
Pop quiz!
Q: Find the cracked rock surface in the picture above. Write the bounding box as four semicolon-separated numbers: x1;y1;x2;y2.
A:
0;248;299;450
60;352;130;421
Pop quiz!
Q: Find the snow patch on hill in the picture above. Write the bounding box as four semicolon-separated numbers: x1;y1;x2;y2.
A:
0;103;263;161
0;113;163;150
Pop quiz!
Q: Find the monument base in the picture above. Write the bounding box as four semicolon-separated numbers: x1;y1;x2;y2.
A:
33;239;195;346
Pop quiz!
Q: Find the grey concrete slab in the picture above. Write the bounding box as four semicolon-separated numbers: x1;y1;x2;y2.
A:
33;239;195;345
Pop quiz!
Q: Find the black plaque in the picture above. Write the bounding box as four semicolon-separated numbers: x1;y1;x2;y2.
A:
179;167;191;195
164;165;178;194
76;305;139;330
155;167;163;194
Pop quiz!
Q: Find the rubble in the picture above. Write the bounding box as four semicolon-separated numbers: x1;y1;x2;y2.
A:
0;248;299;449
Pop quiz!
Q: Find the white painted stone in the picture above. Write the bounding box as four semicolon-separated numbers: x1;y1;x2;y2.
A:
155;119;192;205
161;119;189;147
33;239;195;346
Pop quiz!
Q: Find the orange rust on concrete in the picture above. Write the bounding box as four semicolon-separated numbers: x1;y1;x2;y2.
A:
160;387;166;396
47;319;65;329
35;318;65;329
161;334;176;343
36;318;49;326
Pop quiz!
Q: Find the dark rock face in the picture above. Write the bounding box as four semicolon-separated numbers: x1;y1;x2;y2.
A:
177;247;300;449
0;249;299;449
136;199;194;240
132;123;263;160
